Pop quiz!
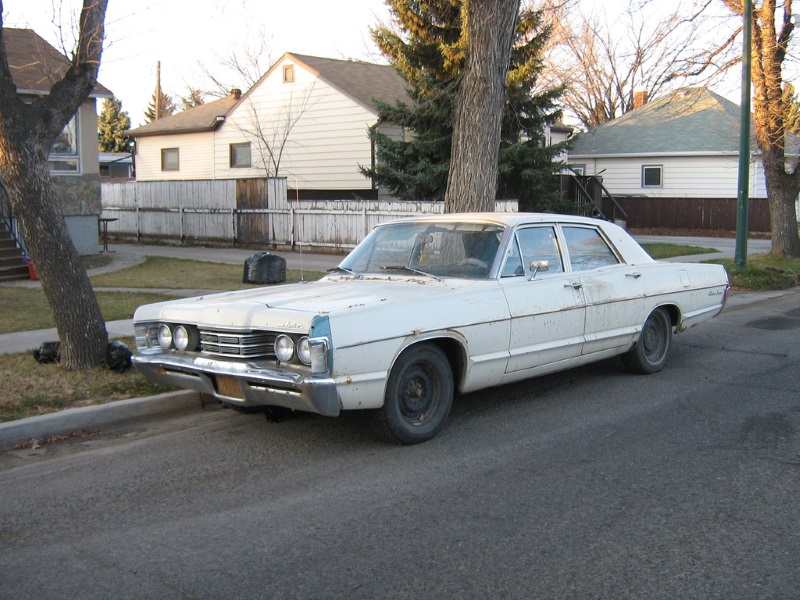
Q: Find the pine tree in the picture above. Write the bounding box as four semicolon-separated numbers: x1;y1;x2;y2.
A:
363;0;566;210
180;88;206;111
144;89;177;122
97;97;132;152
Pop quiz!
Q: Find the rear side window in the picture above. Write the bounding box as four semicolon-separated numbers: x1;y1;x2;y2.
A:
562;226;619;271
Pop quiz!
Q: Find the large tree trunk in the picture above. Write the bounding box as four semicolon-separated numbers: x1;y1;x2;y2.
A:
1;146;108;369
444;0;520;213
762;151;800;256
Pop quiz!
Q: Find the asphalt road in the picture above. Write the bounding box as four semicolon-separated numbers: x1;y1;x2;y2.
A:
1;290;798;599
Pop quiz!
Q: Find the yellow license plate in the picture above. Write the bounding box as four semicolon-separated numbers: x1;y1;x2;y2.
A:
217;375;244;399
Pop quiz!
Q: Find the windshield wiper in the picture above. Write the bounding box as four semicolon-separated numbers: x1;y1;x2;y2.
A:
380;265;441;281
327;266;361;278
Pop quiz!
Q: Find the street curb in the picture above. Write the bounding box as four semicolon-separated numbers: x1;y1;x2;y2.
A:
0;390;205;452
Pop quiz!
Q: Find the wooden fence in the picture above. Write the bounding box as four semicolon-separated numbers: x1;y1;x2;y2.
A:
101;178;519;250
600;196;772;232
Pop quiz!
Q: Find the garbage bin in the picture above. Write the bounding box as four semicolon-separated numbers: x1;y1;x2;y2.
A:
243;252;286;284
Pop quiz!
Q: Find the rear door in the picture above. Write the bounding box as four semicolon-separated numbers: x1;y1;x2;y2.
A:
560;224;645;355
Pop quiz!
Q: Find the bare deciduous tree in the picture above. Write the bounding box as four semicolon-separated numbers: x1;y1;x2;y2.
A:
198;25;272;98
444;0;521;213
544;0;741;129
236;85;316;178
0;0;110;369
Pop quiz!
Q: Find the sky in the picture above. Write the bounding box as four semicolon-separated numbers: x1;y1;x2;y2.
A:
3;0;392;126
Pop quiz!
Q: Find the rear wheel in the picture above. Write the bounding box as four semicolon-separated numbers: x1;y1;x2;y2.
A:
622;307;673;374
372;344;454;445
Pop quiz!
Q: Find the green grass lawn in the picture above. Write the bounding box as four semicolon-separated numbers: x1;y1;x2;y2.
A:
639;243;718;259
0;288;172;334
706;253;800;290
89;255;322;289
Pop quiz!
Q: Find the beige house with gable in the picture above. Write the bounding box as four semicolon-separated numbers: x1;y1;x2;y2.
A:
2;28;113;256
129;53;409;198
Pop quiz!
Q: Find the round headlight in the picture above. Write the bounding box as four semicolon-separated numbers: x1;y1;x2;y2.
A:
297;337;311;365
173;325;198;351
275;334;295;362
158;324;173;349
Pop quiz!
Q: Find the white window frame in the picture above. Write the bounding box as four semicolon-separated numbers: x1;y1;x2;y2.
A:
229;142;251;168
161;147;180;172
49;113;81;174
642;164;663;188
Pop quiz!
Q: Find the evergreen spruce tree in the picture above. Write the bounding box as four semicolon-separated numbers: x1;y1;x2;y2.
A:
180;88;206;111
364;0;567;210
97;97;132;152
144;88;177;122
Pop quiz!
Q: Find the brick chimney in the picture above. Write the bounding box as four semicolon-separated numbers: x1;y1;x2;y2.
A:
231;88;242;100
633;91;649;108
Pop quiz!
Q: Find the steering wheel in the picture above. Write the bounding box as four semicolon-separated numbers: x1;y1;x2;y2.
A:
458;258;488;269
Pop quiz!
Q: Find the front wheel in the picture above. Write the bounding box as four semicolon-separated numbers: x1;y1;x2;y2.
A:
622;307;673;374
372;344;454;445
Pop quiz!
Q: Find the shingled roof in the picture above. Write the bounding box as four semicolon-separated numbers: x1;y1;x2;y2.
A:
569;87;796;156
3;27;112;97
128;94;241;137
128;53;409;139
287;53;408;110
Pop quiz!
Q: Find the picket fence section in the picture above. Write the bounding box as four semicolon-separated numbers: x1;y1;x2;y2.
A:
101;178;519;250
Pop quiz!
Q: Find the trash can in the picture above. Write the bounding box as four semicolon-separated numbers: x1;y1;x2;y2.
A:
243;252;286;284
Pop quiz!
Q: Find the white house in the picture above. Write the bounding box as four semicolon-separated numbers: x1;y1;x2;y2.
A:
129;53;409;199
3;27;113;255
566;87;798;231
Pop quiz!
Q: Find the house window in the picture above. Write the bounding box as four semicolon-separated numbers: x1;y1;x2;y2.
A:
642;165;662;187
230;142;251;168
283;64;295;83
161;148;179;171
570;164;586;176
49;115;80;173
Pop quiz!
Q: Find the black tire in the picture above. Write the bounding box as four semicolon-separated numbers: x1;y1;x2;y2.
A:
622;307;673;374
372;344;454;445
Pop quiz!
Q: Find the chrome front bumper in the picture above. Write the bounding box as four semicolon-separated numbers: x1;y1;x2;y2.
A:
132;352;340;416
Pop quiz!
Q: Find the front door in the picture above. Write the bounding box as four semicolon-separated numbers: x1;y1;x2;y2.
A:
501;226;586;374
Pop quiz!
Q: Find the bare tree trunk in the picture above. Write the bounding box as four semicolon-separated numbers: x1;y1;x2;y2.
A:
1;147;108;369
444;0;520;213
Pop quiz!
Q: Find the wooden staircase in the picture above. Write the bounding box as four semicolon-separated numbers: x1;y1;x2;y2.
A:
0;220;30;282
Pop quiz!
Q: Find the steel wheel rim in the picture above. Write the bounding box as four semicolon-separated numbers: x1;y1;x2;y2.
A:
398;364;439;425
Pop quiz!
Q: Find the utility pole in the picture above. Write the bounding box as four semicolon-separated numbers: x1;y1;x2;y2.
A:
155;61;162;120
734;0;752;269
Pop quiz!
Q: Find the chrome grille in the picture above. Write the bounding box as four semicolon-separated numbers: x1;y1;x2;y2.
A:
199;330;275;358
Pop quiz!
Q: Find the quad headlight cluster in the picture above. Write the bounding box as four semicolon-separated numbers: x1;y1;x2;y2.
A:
274;334;312;365
157;324;200;352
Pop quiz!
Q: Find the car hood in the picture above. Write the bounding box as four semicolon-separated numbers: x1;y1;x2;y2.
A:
133;276;487;330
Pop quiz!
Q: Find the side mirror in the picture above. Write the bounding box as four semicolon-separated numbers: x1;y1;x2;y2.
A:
528;260;549;280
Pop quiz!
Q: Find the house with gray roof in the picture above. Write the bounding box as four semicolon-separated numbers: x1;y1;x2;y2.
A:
566;87;798;231
2;28;113;255
129;52;410;198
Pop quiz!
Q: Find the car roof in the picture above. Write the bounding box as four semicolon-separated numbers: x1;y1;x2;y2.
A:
384;212;610;227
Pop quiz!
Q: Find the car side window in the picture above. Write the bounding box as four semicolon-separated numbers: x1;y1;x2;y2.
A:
502;226;564;277
562;226;619;271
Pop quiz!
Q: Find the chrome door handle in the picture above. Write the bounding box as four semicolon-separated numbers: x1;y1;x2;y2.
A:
564;281;582;289
626;272;642;278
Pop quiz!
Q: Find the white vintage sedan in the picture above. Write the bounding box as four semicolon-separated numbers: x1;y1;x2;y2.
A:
133;213;729;444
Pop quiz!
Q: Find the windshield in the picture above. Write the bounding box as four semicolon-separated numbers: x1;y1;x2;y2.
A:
339;221;505;279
